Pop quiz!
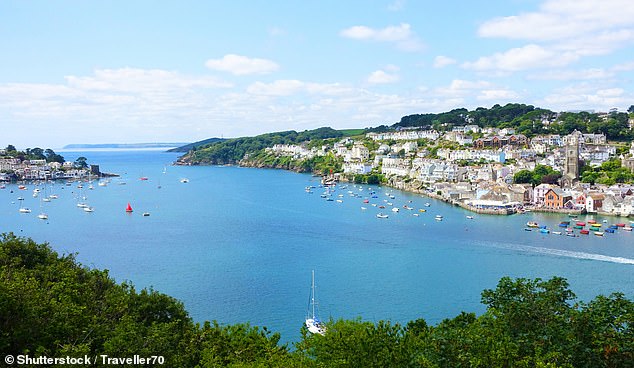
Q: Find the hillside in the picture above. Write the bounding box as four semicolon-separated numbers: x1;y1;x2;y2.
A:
177;103;633;168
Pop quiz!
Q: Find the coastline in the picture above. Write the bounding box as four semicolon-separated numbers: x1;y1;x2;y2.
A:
177;156;633;220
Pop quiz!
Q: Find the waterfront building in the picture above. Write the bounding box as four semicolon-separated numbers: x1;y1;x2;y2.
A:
585;193;605;213
543;188;573;209
533;183;555;205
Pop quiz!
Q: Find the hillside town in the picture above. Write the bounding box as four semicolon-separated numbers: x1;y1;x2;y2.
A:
265;123;634;217
0;148;98;182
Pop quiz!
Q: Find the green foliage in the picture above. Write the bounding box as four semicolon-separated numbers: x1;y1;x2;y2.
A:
74;156;89;169
580;159;634;184
513;165;562;185
183;127;343;165
1;146;65;163
3;234;634;367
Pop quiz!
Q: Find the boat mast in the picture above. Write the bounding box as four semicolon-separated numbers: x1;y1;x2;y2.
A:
311;270;316;319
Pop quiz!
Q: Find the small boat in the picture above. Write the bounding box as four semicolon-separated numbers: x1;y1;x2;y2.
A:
18;185;26;190
466;216;474;219
594;231;604;236
526;221;539;228
18;207;31;213
560;221;570;225
142;212;150;217
623;226;633;231
580;229;590;235
363;199;369;203
576;222;586;226
616;223;626;227
588;219;597;224
391;207;399;212
125;202;133;213
336;199;343;203
424;203;431;207
552;231;562;235
419;209;426;213
605;228;615;233
49;194;58;199
360;207;367;210
180;178;189;183
376;213;389;219
305;270;326;335
558;223;567;227
37;213;48;220
566;233;577;237
83;207;94;213
539;228;550;234
413;213;419;217
524;228;532;231
574;225;583;229
139;177;149;181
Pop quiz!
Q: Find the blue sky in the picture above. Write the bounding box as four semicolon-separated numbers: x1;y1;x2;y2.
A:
1;0;633;148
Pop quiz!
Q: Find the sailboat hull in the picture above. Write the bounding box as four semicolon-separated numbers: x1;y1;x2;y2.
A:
305;318;325;335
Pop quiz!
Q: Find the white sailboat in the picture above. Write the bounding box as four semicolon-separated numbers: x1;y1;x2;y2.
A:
305;270;326;335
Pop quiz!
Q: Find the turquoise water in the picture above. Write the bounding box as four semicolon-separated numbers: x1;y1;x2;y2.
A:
2;150;633;343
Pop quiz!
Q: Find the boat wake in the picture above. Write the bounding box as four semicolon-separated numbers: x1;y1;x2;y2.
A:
481;242;634;265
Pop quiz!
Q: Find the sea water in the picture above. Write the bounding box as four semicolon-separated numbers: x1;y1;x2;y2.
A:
1;149;633;344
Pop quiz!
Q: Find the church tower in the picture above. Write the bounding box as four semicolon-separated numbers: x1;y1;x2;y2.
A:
562;134;580;188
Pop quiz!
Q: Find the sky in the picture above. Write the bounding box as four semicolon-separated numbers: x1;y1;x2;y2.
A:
1;0;633;149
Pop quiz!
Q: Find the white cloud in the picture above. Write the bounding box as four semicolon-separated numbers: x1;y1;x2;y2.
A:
462;44;578;72
527;68;614;81
478;89;520;101
478;0;634;42
246;80;305;96
205;54;279;75
65;67;230;92
540;83;631;111
340;23;424;51
472;0;634;72
367;70;400;84
433;79;521;103
433;56;457;68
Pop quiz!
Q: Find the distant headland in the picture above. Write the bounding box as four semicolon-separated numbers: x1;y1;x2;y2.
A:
63;143;189;150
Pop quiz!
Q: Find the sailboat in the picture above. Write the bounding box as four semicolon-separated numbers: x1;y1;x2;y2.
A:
305;270;326;335
125;202;133;213
37;191;48;219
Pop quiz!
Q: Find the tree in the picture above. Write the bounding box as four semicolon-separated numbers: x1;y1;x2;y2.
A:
628;105;634;114
513;170;534;184
5;145;16;152
74;156;88;169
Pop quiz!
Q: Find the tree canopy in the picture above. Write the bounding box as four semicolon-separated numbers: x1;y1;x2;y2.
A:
2;234;634;367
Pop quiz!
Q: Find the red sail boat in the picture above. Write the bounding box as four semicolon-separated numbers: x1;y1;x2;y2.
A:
125;202;133;213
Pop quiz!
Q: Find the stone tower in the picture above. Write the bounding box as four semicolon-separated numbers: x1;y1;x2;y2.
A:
562;134;580;188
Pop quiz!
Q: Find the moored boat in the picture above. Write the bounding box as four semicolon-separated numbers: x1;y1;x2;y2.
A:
594;231;604;236
576;222;586;226
580;229;590;235
305;270;326;335
376;213;389;219
526;221;539;228
623;226;633;231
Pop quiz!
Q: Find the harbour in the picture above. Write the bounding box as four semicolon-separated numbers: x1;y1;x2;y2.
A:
1;150;633;344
